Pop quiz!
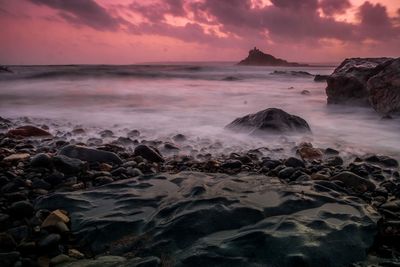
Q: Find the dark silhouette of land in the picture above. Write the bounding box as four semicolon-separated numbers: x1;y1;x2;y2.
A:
238;47;308;66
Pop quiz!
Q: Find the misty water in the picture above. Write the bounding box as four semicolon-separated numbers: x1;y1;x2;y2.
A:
1;64;399;157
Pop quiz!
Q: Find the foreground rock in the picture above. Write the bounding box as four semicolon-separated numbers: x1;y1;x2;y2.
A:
58;145;123;165
368;58;400;114
238;47;307;67
36;172;379;267
134;145;164;162
226;108;311;135
7;125;52;138
325;57;400;116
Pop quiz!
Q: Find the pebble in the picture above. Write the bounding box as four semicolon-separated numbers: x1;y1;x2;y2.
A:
68;249;85;259
0;251;20;267
53;155;86;174
134;145;164;162
9;201;34;218
330;171;376;192
0;233;17;251
278;167;296;179
127;129;140;138
221;159;242;169
7;125;51;138
50;254;72;265
172;134;186;142
3;153;30;162
44;172;65;186
42;209;70;230
325;148;339;155
59;145;123;165
365;155;399;168
99;130;114;138
99;163;113;172
297;143;323;160
30;153;52;168
94;176;114;185
325;156;344;166
37;233;61;250
127;167;143;177
284;157;305;168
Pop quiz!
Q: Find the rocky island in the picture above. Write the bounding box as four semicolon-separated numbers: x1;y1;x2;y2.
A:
238;47;308;67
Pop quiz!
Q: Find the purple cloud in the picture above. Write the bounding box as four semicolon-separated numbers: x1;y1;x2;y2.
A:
320;0;352;16
357;1;397;39
27;0;400;48
29;0;123;30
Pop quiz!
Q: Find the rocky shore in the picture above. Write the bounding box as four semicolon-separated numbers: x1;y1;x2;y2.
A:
1;114;400;267
326;57;400;116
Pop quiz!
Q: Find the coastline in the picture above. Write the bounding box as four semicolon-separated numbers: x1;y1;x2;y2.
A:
1;116;400;266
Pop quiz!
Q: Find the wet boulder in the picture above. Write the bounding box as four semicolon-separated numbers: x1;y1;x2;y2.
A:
7;125;52;138
226;108;311;135
134;145;164;163
58;145;122;165
330;171;376;192
326;58;392;105
368;58;400;115
53;155;86;174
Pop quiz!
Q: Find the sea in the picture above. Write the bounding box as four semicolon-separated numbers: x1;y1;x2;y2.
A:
1;63;399;157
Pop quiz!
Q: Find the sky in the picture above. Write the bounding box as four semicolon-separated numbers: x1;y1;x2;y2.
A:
0;0;399;64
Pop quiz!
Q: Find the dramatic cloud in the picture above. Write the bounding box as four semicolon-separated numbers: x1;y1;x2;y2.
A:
25;0;400;45
1;0;399;64
29;0;123;30
320;0;352;16
358;1;397;39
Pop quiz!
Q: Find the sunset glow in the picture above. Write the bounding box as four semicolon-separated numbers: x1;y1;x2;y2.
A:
0;0;399;64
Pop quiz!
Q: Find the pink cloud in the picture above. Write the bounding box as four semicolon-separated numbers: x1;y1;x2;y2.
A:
0;0;399;64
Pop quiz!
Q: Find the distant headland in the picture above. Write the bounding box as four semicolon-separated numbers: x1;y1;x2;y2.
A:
238;47;308;67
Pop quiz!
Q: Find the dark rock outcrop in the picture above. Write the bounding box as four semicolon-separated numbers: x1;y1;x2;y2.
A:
326;58;392;105
368;58;400;114
314;75;329;82
226;108;311;135
238;47;307;67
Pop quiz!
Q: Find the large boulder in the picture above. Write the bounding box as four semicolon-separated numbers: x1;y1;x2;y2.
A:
326;58;392;105
226;108;311;135
368;58;400;114
58;145;122;165
35;172;379;267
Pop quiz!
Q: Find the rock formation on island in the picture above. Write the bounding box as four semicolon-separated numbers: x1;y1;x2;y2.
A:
326;57;400;115
238;47;307;66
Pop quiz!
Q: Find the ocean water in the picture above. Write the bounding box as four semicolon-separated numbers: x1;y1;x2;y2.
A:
1;64;399;157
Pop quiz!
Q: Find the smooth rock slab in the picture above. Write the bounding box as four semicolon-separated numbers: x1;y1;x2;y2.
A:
56;256;126;267
36;172;379;267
